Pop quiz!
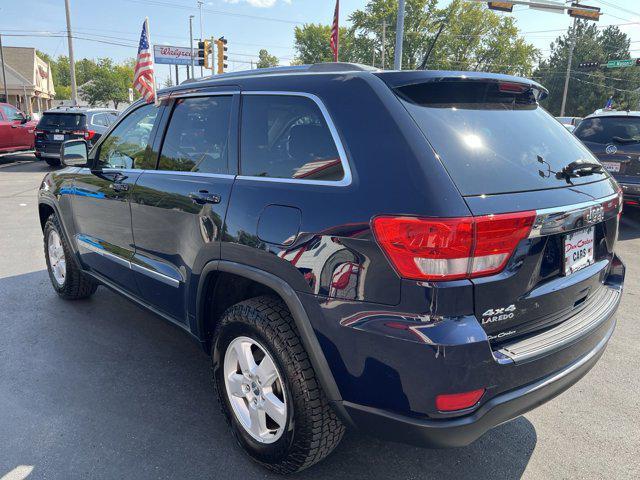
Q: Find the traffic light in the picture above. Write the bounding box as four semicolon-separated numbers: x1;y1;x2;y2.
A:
578;61;600;69
487;2;514;13
568;3;601;21
197;41;205;66
216;36;228;74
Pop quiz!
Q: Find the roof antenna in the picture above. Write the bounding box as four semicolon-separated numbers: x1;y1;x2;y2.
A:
418;18;448;70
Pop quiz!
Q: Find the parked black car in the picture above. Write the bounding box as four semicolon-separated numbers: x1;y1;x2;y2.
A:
574;110;640;205
35;107;119;166
38;64;624;474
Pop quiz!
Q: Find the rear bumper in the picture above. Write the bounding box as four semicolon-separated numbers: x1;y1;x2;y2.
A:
340;317;614;448
619;182;640;203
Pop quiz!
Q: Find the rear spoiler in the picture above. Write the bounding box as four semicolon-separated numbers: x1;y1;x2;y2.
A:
375;70;548;102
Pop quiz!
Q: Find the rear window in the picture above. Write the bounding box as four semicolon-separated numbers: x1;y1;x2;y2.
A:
38;113;85;129
396;80;607;196
574;116;640;145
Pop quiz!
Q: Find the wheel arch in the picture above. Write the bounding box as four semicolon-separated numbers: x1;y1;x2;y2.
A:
195;260;351;425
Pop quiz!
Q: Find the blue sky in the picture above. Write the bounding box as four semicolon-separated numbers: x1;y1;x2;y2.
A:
1;0;639;83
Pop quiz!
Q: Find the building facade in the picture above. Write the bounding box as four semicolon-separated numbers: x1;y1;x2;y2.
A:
0;46;55;115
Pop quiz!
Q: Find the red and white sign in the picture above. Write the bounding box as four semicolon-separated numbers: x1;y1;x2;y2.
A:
153;45;194;65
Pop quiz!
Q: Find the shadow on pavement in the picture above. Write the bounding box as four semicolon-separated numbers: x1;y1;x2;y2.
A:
619;208;640;241
0;270;536;480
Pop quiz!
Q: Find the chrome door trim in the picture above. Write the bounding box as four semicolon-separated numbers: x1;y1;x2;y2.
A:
238;91;353;187
131;262;181;288
76;235;132;269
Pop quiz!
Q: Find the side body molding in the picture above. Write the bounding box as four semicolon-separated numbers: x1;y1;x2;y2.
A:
196;260;353;426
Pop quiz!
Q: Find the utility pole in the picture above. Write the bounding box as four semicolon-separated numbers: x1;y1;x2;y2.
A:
175;64;179;85
381;19;386;70
64;0;78;105
189;15;195;78
560;2;579;116
0;33;8;103
197;1;204;77
393;0;406;70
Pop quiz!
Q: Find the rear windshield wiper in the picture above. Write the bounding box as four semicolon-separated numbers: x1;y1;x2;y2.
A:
556;159;604;179
612;136;640;144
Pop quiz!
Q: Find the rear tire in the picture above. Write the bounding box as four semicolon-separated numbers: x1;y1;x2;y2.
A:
212;295;344;474
45;157;60;167
43;214;97;300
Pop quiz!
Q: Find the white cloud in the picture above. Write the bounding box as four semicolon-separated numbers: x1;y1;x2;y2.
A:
222;0;291;7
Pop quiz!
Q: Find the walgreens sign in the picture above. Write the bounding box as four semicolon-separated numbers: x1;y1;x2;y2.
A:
153;45;196;65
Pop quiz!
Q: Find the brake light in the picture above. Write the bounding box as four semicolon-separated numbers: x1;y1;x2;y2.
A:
372;211;535;281
72;130;95;140
435;389;485;412
498;81;527;93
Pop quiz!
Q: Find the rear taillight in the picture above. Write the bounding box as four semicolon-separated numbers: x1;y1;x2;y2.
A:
72;130;95;140
372;211;535;281
435;389;485;412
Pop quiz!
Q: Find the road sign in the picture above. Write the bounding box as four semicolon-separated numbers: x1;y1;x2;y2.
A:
606;59;635;68
153;45;198;66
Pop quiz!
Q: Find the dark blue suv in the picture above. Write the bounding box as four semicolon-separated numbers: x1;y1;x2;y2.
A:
37;63;624;474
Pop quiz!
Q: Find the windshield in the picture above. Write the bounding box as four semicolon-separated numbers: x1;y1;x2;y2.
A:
396;80;607;196
574;116;640;145
38;113;86;129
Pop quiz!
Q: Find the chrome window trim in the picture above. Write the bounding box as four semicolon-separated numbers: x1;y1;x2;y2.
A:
529;192;619;238
131;262;180;288
237;91;353;187
172;90;239;98
148;170;236;179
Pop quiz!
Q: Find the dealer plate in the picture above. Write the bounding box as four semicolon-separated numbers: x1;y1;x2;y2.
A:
564;227;595;275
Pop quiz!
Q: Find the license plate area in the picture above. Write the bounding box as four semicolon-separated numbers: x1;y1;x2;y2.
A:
53;134;64;141
601;161;620;173
563;227;595;275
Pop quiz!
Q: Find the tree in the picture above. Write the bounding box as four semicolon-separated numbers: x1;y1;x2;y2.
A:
79;58;134;109
535;22;640;116
293;23;355;64
256;49;279;69
293;0;537;75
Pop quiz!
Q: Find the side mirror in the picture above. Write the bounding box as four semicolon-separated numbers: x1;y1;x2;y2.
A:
21;115;30;124
61;139;88;167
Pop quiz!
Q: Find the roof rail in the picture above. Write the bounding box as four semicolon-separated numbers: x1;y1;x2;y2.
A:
180;62;378;85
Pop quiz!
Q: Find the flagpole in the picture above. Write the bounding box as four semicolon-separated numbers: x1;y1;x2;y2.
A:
335;0;339;62
144;17;159;106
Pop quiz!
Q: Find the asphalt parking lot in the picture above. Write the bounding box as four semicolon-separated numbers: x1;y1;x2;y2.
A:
1;155;639;480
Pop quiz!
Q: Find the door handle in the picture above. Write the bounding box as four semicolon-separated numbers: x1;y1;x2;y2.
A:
189;190;221;205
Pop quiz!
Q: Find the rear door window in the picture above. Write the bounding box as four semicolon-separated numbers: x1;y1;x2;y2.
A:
395;80;607;196
38;113;85;130
574;116;640;145
91;113;108;127
157;96;232;174
240;94;344;182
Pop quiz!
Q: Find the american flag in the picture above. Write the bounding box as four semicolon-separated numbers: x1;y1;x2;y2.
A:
330;0;339;62
134;18;156;104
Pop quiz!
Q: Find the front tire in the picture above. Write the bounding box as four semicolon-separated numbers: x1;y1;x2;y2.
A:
43;214;97;300
213;295;344;474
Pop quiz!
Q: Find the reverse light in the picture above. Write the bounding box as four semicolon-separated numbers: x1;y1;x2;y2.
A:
436;389;485;412
372;211;535;281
